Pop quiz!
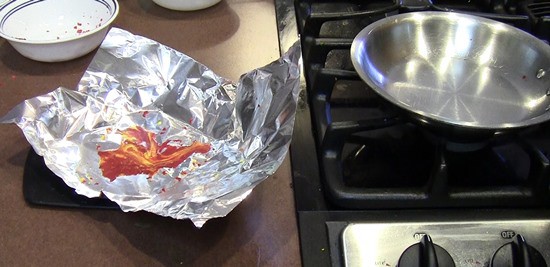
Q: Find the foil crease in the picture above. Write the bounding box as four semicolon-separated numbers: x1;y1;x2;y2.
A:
1;28;301;227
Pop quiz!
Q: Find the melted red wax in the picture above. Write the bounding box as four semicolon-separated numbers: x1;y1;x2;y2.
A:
98;126;210;181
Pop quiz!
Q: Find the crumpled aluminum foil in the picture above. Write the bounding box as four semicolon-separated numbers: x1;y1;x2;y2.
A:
1;27;301;227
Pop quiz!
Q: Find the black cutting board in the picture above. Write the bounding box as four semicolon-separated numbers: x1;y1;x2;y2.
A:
23;148;119;209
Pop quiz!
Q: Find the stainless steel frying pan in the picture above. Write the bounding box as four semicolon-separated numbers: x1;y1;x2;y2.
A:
351;11;550;139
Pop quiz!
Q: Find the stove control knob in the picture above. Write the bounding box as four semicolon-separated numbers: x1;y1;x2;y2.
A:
398;234;455;267
491;234;547;267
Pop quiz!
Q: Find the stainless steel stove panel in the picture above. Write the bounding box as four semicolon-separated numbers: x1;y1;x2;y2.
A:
342;220;550;267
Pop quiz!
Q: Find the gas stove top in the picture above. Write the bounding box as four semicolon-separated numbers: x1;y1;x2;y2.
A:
274;0;550;266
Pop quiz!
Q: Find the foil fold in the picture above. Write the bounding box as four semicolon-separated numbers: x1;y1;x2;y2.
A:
1;28;301;227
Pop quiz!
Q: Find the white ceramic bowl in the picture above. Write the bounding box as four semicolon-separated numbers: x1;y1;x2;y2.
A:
0;0;119;62
152;0;221;11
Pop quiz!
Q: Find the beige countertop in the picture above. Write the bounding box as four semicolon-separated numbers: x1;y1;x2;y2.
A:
0;0;300;266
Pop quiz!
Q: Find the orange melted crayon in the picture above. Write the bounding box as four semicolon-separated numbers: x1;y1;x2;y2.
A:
98;126;211;181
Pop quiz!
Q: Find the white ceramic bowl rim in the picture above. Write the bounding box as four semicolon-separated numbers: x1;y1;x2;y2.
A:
0;0;119;44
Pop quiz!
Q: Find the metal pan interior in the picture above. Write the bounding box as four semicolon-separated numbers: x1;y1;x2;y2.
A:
351;11;550;130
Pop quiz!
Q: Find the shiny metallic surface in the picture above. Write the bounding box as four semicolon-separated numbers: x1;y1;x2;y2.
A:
342;220;550;267
538;69;547;79
351;12;550;130
0;28;301;227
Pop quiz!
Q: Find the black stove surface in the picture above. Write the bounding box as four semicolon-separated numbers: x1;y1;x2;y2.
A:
275;0;550;266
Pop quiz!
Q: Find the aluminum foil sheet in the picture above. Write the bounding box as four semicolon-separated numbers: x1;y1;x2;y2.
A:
1;27;301;227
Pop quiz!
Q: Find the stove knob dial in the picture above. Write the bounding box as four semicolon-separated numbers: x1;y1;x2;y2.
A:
398;234;455;267
491;234;547;267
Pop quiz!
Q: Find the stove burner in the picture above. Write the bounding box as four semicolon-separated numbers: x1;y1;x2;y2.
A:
445;144;529;187
342;124;435;188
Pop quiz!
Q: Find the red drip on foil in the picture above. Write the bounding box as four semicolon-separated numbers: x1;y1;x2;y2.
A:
98;126;210;181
